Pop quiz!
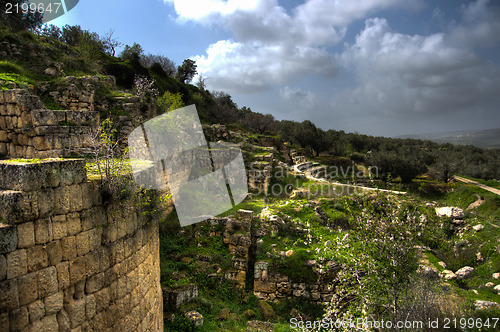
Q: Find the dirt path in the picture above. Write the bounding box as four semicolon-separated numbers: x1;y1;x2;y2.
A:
293;163;407;195
454;175;500;196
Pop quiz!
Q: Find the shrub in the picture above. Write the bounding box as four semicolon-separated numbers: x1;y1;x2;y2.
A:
157;91;184;114
104;63;135;88
273;249;317;284
0;61;22;74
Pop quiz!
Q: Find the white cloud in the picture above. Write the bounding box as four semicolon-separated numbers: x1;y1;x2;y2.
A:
165;0;421;92
163;0;262;22
331;4;500;134
164;0;500;135
194;40;337;93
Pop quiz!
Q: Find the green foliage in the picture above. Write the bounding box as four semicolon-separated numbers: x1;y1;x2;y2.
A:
120;42;144;62
273;249;317;284
165;314;197;332
103;62;136;88
176;59;197;83
157;91;185;114
0;60;22;74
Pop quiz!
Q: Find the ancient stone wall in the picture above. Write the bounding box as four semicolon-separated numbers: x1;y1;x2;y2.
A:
0;159;163;331
253;261;335;304
47;76;115;112
0;89;99;159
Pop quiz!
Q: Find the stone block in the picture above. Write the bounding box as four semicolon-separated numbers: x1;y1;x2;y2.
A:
46;240;62;265
27;300;45;323
9;306;29;331
35;218;53;244
61;236;77;261
79;183;95;211
17;221;35;248
0;143;7;156
0;130;8;142
0;162;44;191
51;215;67;240
88;228;102;253
237;209;254;222
7;248;27;279
26;319;43;331
55;261;70;290
68;184;83;212
44;291;63;315
66;298;86;328
66;213;81;236
95;287;110;312
86;251;100;276
31;109;58;126
57;309;70;332
70;256;86;285
41;314;59;332
60;160;87;186
54;186;71;215
27;245;49;272
0;255;5;281
0;222;17;254
75;231;90;257
0;279;19;311
3;89;16;103
5;116;12;130
37;266;58;298
85;272;104;294
32;136;49;151
18;272;38;306
86;294;96;319
37;189;56;218
0;190;38;224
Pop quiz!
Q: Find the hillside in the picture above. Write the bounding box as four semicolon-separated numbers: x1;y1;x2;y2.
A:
1;26;500;331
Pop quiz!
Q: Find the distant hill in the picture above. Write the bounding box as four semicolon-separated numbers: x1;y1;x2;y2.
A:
398;128;500;149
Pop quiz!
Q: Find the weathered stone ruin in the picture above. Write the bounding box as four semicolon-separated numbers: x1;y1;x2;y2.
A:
0;159;163;331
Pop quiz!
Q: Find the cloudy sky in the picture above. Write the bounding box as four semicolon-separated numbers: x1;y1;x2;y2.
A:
54;0;500;136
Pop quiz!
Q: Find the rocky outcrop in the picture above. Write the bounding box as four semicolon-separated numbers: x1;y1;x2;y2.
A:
455;266;474;280
435;206;465;219
162;284;198;310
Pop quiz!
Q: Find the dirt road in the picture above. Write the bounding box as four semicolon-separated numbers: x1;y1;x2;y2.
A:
454;175;500;196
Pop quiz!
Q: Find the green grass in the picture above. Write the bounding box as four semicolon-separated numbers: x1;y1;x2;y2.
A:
0;72;33;89
0;60;23;74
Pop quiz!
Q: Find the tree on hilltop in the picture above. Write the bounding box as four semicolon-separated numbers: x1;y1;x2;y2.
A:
176;59;197;83
140;53;176;77
121;42;144;62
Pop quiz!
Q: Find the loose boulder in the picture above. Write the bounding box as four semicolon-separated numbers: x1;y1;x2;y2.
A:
258;300;275;320
435;207;465;219
455;266;474;280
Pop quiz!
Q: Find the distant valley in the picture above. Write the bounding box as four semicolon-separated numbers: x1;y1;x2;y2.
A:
398;128;500;148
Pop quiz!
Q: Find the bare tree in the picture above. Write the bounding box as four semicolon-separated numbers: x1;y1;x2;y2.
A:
101;29;123;57
140;54;177;76
195;74;207;91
